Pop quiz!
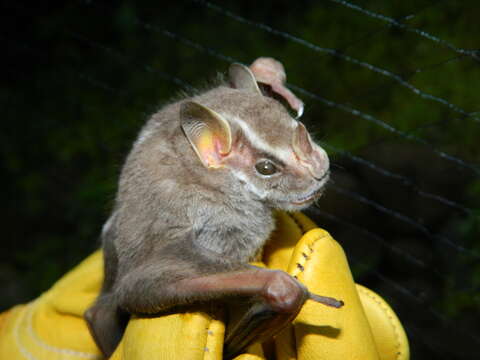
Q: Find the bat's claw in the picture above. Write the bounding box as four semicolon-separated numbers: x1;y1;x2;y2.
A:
308;292;344;308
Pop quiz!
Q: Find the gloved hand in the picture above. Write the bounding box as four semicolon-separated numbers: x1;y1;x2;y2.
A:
241;211;410;360
0;211;409;360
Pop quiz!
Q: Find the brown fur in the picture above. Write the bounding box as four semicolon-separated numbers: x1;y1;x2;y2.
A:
85;59;331;358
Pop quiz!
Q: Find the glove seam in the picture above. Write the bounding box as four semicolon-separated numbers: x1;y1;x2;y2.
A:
287;212;307;235
285;212;313;281
203;317;213;359
291;236;329;281
356;286;403;360
14;304;38;360
287;212;405;360
204;308;225;360
282;212;307;355
16;300;101;360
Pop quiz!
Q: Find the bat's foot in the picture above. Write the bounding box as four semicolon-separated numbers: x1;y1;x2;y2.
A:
224;271;306;359
223;270;343;359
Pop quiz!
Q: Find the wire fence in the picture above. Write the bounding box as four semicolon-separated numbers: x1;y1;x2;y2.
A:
3;1;479;359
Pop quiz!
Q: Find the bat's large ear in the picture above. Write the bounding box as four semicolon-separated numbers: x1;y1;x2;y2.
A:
229;63;262;95
250;57;304;118
180;101;232;169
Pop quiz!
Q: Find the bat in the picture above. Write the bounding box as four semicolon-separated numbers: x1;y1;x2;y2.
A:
85;57;343;359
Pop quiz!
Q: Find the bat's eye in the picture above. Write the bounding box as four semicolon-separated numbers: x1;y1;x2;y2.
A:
255;160;277;176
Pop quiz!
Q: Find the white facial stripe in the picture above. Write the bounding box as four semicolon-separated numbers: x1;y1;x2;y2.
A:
231;169;268;199
228;116;294;164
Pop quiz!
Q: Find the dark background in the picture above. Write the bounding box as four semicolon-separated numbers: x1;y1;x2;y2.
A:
1;1;479;359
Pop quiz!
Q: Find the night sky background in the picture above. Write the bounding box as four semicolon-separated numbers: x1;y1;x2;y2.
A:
2;1;479;359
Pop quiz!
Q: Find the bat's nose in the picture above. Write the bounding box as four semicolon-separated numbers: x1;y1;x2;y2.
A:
311;146;330;181
292;121;329;180
314;169;330;183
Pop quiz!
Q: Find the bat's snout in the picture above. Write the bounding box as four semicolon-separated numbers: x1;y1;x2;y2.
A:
292;122;329;180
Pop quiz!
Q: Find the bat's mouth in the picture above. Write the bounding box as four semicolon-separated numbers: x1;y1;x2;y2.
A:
290;171;329;206
291;187;324;205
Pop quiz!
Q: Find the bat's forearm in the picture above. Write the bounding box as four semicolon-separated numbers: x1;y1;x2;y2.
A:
116;268;284;314
91;264;342;358
116;267;341;315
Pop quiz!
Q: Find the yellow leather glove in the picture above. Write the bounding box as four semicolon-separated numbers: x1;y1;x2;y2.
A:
0;251;103;360
254;211;410;360
0;211;409;360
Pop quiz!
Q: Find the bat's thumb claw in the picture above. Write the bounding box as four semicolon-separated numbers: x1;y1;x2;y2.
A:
309;292;344;308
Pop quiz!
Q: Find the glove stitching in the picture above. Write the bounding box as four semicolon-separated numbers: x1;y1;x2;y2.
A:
283;212;309;357
290;234;329;280
203;320;211;357
356;286;403;360
203;316;218;359
286;212;306;234
287;212;315;280
287;212;405;359
286;212;329;280
24;300;102;359
14;305;38;360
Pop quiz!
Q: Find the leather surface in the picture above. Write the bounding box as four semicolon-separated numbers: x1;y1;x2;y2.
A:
0;211;409;359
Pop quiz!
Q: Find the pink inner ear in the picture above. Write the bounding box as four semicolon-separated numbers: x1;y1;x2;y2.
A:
214;137;229;156
194;132;228;169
